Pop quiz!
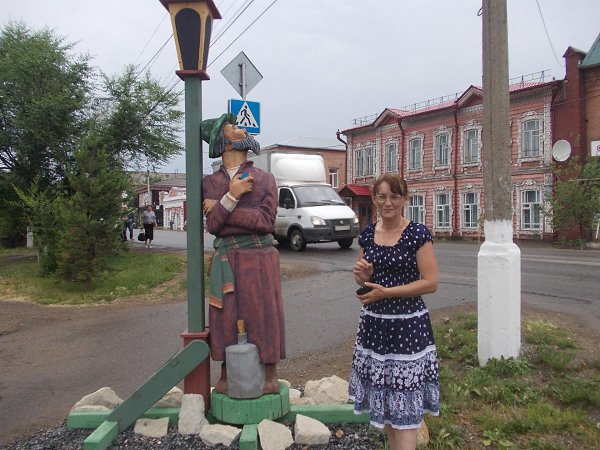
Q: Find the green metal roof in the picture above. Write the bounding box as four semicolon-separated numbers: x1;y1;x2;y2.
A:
581;32;600;68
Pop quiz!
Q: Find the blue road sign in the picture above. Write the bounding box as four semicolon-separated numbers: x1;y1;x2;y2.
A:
228;99;260;135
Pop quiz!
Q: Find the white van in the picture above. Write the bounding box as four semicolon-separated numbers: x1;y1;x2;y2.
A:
250;152;359;251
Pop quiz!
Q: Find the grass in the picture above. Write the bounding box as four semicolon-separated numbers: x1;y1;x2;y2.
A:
428;313;600;449
1;251;599;448
0;248;187;305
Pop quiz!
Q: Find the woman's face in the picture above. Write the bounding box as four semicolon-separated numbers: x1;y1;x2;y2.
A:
373;181;407;220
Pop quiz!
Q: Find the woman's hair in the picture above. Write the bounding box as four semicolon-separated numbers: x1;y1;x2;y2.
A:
372;173;408;196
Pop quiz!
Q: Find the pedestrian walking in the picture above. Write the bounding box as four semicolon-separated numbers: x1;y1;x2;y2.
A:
142;205;157;248
350;173;440;450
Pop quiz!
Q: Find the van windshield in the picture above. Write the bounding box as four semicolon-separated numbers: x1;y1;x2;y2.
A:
291;185;346;207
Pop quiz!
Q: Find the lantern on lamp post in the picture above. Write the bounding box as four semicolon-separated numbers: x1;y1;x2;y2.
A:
159;0;221;403
160;0;221;79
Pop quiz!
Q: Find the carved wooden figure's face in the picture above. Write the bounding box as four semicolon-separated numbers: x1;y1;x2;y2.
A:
223;123;247;142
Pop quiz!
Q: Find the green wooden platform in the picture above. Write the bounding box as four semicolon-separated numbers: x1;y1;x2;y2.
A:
210;382;290;425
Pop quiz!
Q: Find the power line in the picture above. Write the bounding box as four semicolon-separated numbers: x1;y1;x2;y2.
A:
211;0;256;47
208;0;281;68
135;34;173;79
133;13;169;66
535;0;563;67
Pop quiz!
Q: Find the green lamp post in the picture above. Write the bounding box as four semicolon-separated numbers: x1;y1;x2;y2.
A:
159;0;221;405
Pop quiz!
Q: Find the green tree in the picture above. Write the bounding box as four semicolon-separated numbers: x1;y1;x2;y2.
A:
56;137;128;283
0;22;184;250
547;156;600;244
98;65;183;171
13;177;61;274
0;22;92;244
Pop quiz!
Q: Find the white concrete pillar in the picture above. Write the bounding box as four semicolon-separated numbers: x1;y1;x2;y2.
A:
477;220;521;365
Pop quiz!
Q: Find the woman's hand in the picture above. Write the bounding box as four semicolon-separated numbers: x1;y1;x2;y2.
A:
356;282;388;305
353;258;373;284
229;173;254;200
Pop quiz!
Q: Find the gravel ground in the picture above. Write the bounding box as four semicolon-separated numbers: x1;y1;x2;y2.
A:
3;421;384;450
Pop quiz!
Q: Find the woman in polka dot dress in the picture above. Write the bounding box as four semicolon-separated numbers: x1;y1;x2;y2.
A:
349;173;440;450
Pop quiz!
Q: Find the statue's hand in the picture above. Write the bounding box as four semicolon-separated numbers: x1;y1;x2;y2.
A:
203;199;217;215
229;173;254;199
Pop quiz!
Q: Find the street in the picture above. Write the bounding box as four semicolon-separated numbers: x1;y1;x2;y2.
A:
1;229;598;445
146;228;600;330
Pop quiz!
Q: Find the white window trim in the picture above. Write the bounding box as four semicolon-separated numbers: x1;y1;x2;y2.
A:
384;140;399;173
434;189;452;229
460;122;482;167
407;133;425;171
432;127;452;170
517;112;543;162
516;182;544;234
460;189;481;230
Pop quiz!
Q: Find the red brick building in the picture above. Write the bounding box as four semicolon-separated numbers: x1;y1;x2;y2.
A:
340;34;600;241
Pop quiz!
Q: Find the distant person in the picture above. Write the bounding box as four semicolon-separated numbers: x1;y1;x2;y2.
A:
350;173;439;450
126;211;135;240
169;219;174;230
142;205;157;248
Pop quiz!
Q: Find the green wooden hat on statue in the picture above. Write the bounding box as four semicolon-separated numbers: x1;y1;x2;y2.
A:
201;113;237;158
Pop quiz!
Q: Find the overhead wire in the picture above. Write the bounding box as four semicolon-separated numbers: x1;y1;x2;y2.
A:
534;0;563;67
210;0;256;48
208;0;280;68
133;13;169;66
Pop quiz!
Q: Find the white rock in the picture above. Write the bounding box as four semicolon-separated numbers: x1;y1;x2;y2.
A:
294;414;331;445
70;405;111;412
133;417;169;438
257;419;294;450
199;424;241;447
304;375;349;405
289;388;301;400
71;387;123;410
178;394;207;434
153;386;183;408
290;397;316;406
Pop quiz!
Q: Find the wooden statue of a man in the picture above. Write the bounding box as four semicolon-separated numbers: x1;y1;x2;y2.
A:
201;113;285;394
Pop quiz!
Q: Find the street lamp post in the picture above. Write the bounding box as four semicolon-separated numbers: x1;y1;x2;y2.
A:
159;0;221;405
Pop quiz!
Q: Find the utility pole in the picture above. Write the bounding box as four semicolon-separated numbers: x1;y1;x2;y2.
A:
478;0;521;365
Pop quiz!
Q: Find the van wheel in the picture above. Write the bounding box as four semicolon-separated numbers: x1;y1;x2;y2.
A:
289;229;306;252
338;238;353;249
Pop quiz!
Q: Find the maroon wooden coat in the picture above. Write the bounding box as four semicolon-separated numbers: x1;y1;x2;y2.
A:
202;160;285;363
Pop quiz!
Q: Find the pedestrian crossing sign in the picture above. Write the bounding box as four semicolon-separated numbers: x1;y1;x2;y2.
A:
228;99;260;135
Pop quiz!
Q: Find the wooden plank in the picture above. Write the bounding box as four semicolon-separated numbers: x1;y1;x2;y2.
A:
106;339;209;432
68;408;180;429
239;424;258;450
83;421;118;450
280;404;370;424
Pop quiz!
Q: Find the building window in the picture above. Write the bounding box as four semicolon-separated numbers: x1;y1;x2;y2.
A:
355;149;364;177
522;119;540;157
435;133;450;166
409;138;423;170
435;193;450;228
521;190;541;230
464;129;479;164
408;195;424;223
385;143;398;172
364;147;374;176
329;168;339;188
462;192;479;228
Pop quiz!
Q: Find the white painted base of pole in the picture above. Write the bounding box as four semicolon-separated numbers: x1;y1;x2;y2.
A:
477;220;521;366
26;226;33;248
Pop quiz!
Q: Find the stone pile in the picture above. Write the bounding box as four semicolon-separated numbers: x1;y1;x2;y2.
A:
71;375;429;448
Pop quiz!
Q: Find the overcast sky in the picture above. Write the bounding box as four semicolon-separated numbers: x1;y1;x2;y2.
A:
2;0;599;174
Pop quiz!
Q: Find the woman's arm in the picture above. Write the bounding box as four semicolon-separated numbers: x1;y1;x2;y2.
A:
356;242;438;305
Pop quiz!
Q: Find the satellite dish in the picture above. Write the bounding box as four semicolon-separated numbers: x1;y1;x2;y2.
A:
552;140;571;162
